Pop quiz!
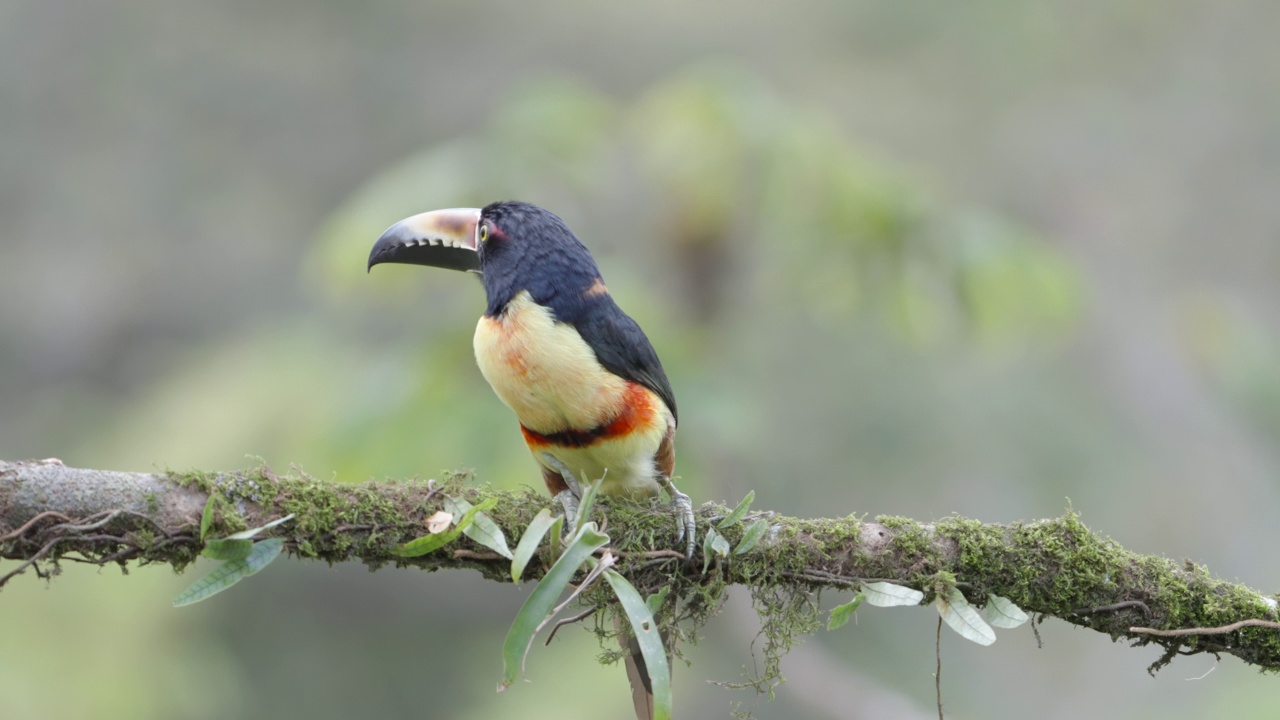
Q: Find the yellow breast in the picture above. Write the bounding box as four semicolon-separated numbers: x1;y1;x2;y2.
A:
473;291;630;434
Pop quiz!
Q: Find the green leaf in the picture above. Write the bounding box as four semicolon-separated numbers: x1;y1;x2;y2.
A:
709;529;730;557
547;515;565;560
500;523;609;691
862;581;924;607
605;570;673;720
201;538;253;561
717;490;755;529
982;594;1030;629
937;588;996;646
510;508;556;583
700;527;719;575
199;494;216;541
574;478;602;537
733;518;768;555
173;538;285;607
645;585;670;615
394;523;467;558
445;497;513;559
827;594;865;630
395;499;497;557
226;513;295;541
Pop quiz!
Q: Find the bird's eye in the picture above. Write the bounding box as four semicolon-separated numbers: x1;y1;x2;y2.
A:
479;223;490;243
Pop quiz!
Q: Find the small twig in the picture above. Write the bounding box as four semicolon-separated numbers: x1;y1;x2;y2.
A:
779;570;859;588
452;549;505;561
636;557;681;572
422;479;442;506
0;511;72;542
1075;600;1150;616
615;549;686;560
330;521;421;536
0;533;122;586
7;509;176;545
148;536;200;553
96;545;143;565
530;553;617;643
57;555;109;566
332;524;376;534
856;577;913;584
119;510;182;537
1130;619;1280;637
544;606;598;646
796;568;851;582
0;536;68;586
51;509;124;533
935;616;944;720
1;531;189;586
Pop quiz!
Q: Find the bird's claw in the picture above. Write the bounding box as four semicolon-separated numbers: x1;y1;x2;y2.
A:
543;453;583;536
658;476;696;564
553;488;580;534
542;452;583;499
543;453;694;559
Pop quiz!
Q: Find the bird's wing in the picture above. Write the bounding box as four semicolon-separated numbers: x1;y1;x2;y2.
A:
573;303;678;426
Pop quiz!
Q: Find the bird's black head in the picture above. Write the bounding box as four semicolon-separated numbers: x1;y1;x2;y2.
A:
369;201;605;317
475;201;602;316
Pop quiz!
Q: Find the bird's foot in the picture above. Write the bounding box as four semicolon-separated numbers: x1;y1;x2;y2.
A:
542;453;584;536
541;452;583;499
553;488;580;533
657;476;695;563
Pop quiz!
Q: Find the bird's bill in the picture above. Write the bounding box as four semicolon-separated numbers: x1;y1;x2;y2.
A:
367;207;482;273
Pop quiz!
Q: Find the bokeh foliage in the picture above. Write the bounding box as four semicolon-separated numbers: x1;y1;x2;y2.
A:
4;2;1280;717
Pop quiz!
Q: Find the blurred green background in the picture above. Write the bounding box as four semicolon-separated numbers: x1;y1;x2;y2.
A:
4;2;1280;718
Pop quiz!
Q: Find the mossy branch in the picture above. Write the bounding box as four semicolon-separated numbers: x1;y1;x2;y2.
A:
2;458;1278;676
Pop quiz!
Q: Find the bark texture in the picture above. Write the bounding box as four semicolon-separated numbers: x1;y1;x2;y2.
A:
2;458;1277;674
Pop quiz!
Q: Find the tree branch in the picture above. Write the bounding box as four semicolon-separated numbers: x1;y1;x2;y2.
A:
2;458;1278;674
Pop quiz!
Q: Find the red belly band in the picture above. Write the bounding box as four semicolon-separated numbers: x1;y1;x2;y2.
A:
521;383;656;449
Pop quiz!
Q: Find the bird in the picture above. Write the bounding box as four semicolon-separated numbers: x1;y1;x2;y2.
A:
367;201;691;719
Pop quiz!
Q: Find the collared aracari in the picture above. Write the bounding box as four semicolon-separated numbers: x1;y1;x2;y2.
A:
367;201;694;555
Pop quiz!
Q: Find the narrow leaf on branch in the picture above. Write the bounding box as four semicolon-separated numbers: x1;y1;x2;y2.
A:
606;570;673;720
199;495;216;541
646;585;671;615
937;588;996;646
827;594;865;630
445;497;512;559
173;538;285;607
395;498;497;558
499;523;609;691
225;513;295;541
574;478;602;537
510;508;556;583
718;490;755;529
862;581;924;608
733;518;768;555
982;594;1030;629
201;538;253;561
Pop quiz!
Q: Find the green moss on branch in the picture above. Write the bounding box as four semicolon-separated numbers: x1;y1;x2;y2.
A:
2;459;1278;674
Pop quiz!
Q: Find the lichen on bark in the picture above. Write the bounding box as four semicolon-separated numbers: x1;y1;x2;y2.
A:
2;458;1279;678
